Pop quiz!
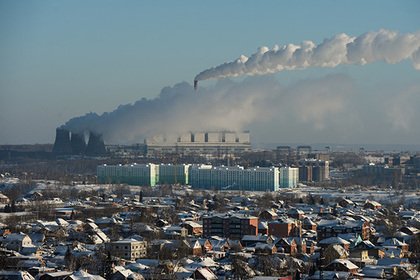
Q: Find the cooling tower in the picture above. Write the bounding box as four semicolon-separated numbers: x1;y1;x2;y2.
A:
52;128;72;155
85;131;106;156
70;132;86;155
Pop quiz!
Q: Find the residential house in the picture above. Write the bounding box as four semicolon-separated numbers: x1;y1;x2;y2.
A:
181;221;203;236
350;240;384;260
338;198;355;208
241;234;273;247
324;244;349;264
259;209;278;221
324;259;359;275
287;208;305;220
254;242;277;255
0;193;10;204
381;238;409;253
268;218;299;238
319;237;350;250
302;217;317;231
364;200;382;210
192;267;218;280
276;237;297;256
0;233;33;252
106;239;147;261
317;219;370;240
258;221;268;235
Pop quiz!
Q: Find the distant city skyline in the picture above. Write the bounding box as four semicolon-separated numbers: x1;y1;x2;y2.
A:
1;1;419;145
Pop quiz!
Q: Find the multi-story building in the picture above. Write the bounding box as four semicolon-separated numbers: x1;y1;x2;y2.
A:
97;163;280;191
189;165;279;192
268;219;300;238
360;164;403;184
202;214;258;239
97;163;159;186
279;167;299;188
299;165;313;182
317;220;370;240
106;239;147;261
276;146;293;164
298;159;329;182
297;145;312;159
158;164;190;185
145;131;251;158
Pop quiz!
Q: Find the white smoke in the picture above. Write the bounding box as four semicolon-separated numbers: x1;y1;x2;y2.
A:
195;29;420;82
62;76;351;144
62;74;420;145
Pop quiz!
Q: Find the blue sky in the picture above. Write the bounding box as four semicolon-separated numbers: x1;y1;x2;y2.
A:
0;1;419;145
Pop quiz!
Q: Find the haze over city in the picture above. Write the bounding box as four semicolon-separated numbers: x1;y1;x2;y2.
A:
1;2;420;279
1;1;420;147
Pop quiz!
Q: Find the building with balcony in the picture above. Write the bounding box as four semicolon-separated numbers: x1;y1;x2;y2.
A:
202;213;258;239
97;163;159;186
189;165;279;192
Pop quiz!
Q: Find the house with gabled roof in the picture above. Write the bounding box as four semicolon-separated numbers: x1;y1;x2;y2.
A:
0;233;34;252
319;236;350;250
324;259;359;275
192;267;218;280
259;209;278;221
241;234;273;247
364;200;382;210
324;244;349;264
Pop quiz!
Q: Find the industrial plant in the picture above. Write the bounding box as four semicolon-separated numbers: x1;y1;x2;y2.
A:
145;131;251;158
52;128;106;156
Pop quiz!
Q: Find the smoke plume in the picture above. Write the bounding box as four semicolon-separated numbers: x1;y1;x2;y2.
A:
62;29;420;145
195;29;420;82
62;74;420;145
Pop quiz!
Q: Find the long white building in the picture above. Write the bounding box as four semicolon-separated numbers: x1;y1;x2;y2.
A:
97;163;159;186
97;163;294;191
97;163;191;186
189;165;279;192
158;164;190;185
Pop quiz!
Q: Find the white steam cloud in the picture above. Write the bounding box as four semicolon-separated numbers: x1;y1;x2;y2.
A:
63;77;352;144
62;75;420;145
62;29;420;145
194;29;420;82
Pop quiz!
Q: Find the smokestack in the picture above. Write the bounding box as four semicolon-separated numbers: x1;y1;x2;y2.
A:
85;131;106;156
52;128;72;155
70;132;86;155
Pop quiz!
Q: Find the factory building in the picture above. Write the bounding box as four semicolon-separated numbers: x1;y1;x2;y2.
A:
279;167;299;188
97;163;159;186
189;165;279;192
145;131;251;158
